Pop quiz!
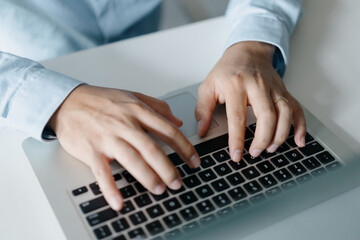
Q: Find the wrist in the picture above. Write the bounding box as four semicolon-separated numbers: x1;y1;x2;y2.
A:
224;41;275;63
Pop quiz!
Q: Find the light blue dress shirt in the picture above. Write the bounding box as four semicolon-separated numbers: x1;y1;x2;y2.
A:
0;0;302;141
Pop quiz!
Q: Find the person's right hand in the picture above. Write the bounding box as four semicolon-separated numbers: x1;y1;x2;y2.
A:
48;85;200;211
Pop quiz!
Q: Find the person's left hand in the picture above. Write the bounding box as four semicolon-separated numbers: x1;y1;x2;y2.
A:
195;41;306;162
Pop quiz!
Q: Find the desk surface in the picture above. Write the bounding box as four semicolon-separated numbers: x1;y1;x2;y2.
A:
1;0;360;239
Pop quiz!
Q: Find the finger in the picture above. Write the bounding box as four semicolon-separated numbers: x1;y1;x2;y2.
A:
120;126;185;190
248;92;277;157
266;96;293;153
139;108;200;169
195;83;217;136
132;92;183;127
224;88;247;162
110;138;169;194
291;99;306;147
90;155;123;211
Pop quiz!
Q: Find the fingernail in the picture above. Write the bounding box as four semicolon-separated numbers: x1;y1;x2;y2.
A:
109;195;122;210
169;178;182;190
154;183;166;195
190;154;201;168
301;136;306;147
267;144;278;153
233;149;242;162
251;149;262;158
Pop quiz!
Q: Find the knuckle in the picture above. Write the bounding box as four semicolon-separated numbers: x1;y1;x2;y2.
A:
163;125;180;138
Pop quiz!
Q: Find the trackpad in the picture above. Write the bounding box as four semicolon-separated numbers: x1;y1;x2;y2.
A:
164;92;217;138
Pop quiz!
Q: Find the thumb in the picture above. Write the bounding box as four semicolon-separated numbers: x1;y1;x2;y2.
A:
195;83;217;136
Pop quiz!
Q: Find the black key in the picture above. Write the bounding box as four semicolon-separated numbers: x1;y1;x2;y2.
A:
289;125;295;136
72;186;88;196
128;227;146;239
276;143;290;153
195;185;214;198
146;204;165;218
326;162;342;171
211;179;230;192
228;159;247;170
198;169;217;182
302;157;321;170
212;150;230;163
245;128;254;139
261;151;277;159
288;163;307;176
122;171;136;183
228;187;247;201
111;218;129;232
273;168;292;182
258;174;278;188
120;200;135;214
241;166;260;180
183;221;200;233
285;149;304;162
113;235;126;240
312;167;327;177
243;153;262;165
94;225;112;239
297;174;312;184
165;229;182;239
256;160;275;173
286;137;297;147
249;123;256;132
182;164;201;175
134;182;147;193
89;182;101;195
199;214;217;225
243;180;262;194
212;193;231;207
214;162;232;176
271;155;290;168
134;193;152;208
266;187;282;197
250;193;266;204
168;153;183;166
183;175;201;188
299;141;324;156
179;191;198;205
226;172;245;186
113;173;122;181
177;167;185;177
305;132;314;143
163;198;182;211
200;155;216;169
233;200;250;212
80;196;107;214
195;134;228;156
281;180;297;190
316;151;335;164
217;207;234;218
146;220;165;236
152;191;169;201
168;186;186;195
196;200;215;214
119;186;136;199
163;214;182;228
244;139;252;152
129;211;147;225
87;208;118;226
180;206;198;221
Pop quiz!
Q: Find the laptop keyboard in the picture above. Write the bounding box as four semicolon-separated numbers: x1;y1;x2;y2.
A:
71;124;342;240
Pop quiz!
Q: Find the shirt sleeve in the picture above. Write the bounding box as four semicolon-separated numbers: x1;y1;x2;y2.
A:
225;0;303;77
0;51;83;141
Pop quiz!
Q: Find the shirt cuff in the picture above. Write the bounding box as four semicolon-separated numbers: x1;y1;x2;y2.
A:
6;67;83;141
225;15;290;77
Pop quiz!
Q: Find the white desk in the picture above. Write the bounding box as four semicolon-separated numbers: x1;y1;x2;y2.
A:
1;1;360;239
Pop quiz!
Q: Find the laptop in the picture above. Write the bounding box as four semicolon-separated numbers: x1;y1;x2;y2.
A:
22;82;358;240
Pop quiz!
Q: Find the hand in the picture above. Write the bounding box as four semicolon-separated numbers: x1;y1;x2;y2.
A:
195;41;306;162
49;85;200;210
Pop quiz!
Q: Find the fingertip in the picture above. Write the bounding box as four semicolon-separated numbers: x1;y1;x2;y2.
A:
232;149;243;162
109;195;123;211
189;154;201;168
154;182;166;195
